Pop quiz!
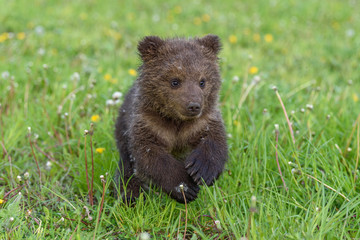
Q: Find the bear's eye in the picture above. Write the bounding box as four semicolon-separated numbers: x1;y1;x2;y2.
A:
199;79;206;88
171;78;181;88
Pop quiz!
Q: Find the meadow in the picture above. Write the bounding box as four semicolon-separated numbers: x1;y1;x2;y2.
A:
1;0;360;239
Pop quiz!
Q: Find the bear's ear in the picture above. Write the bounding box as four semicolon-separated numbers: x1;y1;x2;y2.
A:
138;36;164;62
196;34;222;56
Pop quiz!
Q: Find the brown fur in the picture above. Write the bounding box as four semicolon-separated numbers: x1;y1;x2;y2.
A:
114;35;228;203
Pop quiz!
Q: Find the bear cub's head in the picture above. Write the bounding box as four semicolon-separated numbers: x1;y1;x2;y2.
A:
137;35;222;121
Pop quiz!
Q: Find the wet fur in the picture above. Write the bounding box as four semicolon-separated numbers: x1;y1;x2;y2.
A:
115;35;228;203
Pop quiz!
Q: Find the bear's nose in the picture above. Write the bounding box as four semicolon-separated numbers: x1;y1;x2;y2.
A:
187;102;201;115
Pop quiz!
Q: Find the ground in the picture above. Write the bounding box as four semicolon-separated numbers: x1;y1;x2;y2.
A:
0;0;360;239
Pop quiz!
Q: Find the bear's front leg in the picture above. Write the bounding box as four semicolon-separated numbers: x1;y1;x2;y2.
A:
185;120;228;186
131;138;200;203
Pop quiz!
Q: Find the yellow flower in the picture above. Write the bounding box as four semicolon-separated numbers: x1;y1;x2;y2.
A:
17;32;26;40
202;14;211;22
253;33;261;42
128;69;137;77
233;120;240;127
249;66;258;74
91;114;101;122
174;6;182;14
264;34;273;43
96;148;105;154
228;35;237;44
104;73;112;81
0;199;4;204
0;33;8;43
193;17;202;26
353;93;359;102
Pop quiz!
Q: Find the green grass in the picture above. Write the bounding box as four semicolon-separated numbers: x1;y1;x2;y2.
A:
1;0;360;238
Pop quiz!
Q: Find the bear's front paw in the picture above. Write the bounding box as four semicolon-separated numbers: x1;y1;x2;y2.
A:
185;149;221;186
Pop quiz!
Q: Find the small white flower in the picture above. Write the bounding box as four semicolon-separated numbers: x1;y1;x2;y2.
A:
306;104;313;111
9;217;14;222
37;48;46;56
346;29;355;38
17;175;22;182
291;110;295;114
232;75;239;82
1;71;10;79
112;91;123;100
139;232;151;240
106;99;115;106
214;220;222;230
70;72;80;82
272;85;278;91
252;75;261;84
300;108;305;113
35;25;44;35
227;133;232;138
28;127;31;133
46;161;52;170
347;148;352;152
43;64;48;69
100;175;104;180
24;172;30;179
84;129;89;135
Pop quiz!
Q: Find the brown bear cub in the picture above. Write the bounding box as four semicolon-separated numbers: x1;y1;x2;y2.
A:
115;35;228;203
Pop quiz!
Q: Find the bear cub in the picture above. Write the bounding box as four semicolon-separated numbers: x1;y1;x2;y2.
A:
115;35;228;203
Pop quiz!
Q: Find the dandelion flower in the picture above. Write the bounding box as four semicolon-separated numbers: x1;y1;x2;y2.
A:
0;199;4;204
16;32;26;40
91;114;100;122
264;34;273;42
248;66;258;74
104;73;112;81
353;93;358;102
0;33;9;43
128;69;137;77
202;14;211;22
228;35;237;44
96;148;105;154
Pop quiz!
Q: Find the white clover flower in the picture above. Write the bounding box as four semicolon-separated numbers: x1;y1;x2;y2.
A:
70;72;80;82
306;104;313;111
35;25;44;35
252;75;261;84
232;75;239;82
46;161;52;170
37;48;46;56
1;71;10;79
112;91;123;100
346;29;355;38
106;99;115;106
139;232;151;240
214;220;222;230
